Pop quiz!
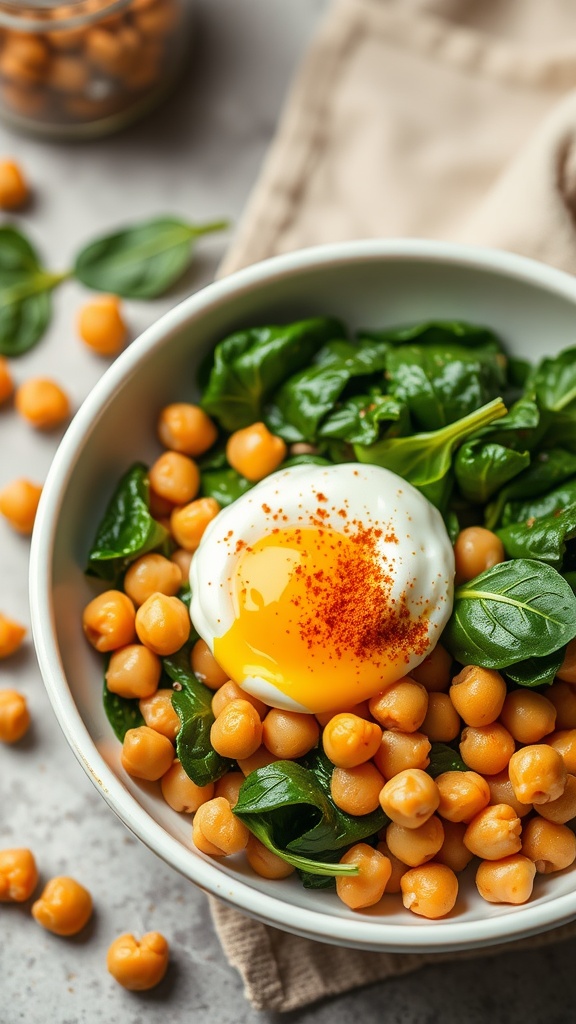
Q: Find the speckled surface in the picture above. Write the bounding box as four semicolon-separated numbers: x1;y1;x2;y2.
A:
2;1;576;1021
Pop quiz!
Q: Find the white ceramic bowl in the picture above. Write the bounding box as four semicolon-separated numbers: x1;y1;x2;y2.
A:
30;239;576;952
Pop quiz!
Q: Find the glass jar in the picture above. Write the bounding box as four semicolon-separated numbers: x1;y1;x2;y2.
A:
0;0;192;137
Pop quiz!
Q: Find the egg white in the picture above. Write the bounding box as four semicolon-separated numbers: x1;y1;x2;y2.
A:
189;463;455;711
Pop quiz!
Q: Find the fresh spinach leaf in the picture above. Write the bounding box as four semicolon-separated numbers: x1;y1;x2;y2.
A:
427;743;467;778
355;397;507;488
201;317;345;432
504;649;565;688
443;558;576;669
0;226;67;356
281;454;331;469
86;463;169;583
73;217;228;298
319;392;409;446
163;644;232;786
103;680;144;742
385;343;506;432
496;503;576;568
234;752;385;864
264;339;389;443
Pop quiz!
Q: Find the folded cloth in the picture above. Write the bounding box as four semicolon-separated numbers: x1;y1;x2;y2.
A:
212;0;576;1009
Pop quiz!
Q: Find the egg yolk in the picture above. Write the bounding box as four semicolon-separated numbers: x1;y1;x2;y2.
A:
213;524;431;713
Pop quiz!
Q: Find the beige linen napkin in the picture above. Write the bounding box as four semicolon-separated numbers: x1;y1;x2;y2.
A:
212;0;576;1010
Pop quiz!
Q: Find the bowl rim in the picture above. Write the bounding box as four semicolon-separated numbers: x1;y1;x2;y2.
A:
30;238;576;951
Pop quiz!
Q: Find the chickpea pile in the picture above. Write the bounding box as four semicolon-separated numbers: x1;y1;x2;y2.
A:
83;404;576;921
0;0;184;132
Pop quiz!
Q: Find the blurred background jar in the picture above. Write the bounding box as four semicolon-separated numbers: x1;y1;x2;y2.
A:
0;0;193;137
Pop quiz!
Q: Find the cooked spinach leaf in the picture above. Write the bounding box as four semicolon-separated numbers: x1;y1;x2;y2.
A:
355;397;507;488
427;743;468;778
485;449;576;530
359;320;504;351
164;643;232;786
500;477;576;526
530;347;576;414
497;503;576;568
319;392;409;446
201;317;345;432
385;342;506;432
234;751;385;874
86;463;169;583
504;649;565;688
103;680;144;741
455;441;529;505
443;559;576;669
200;464;252;507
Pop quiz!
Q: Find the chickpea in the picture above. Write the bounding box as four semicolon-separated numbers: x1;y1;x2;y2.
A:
121;726;174;781
379;768;440;828
315;700;371;728
49;55;89;93
463;804;522;860
459;722;515;776
214;771;245;808
262;709;319;759
373;730;431;780
322;713;382;768
134;0;179;36
210;699;262;760
0;689;30;743
124;553;182;607
435;820;474;873
368;677;428;733
454;526;505;583
449;665;506;727
485;769;531;818
436;770;491;823
191;638;228;690
410;642;453;692
170;497;220;552
476;855;536;904
105;644;161;700
211;681;267;720
192;797;249;856
0;478;42;534
0;159;28;209
546;681;576;731
0;357;14;405
331;762;384;816
545;729;576;773
0;848;38;902
522;815;576;874
161;760;214;813
135;592;190;655
536;774;576;825
557;637;576;683
107;932;169;991
139;690;180;740
83;590;136;652
401;863;458;919
15;377;69;430
78;295;127;356
171;547;193;579
336;843;392;910
499;689;556;744
157;403;217;457
148;488;174;520
0;612;26;659
245;835;295;880
31;877;92;936
86;26;138;76
226;422;287;482
375;840;408;893
508;744;567;805
386;815;444;867
237;745;279;776
420;692;461;743
149;451;200;507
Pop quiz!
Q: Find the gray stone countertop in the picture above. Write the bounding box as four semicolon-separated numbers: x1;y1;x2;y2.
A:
1;1;576;1021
